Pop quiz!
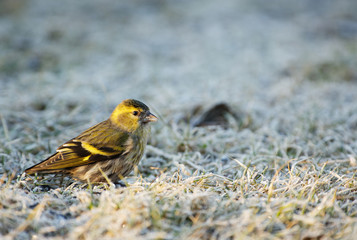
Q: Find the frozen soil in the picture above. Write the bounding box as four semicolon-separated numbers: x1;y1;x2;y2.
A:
0;0;357;239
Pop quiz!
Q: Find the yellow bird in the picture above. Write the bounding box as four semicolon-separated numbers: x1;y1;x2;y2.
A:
25;99;157;183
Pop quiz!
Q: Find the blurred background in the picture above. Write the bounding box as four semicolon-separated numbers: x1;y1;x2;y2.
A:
0;0;356;123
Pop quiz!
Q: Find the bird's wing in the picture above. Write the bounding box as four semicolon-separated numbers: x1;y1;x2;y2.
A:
25;121;130;173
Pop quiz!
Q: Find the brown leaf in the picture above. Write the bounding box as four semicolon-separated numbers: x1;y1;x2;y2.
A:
193;103;237;128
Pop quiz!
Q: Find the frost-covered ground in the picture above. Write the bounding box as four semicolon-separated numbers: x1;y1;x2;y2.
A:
0;0;356;239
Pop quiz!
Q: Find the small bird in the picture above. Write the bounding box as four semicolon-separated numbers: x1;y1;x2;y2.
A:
25;99;157;183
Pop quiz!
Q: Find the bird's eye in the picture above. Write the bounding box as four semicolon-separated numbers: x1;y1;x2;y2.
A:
133;111;139;116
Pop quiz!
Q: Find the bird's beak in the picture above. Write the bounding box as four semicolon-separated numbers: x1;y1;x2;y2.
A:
142;112;158;123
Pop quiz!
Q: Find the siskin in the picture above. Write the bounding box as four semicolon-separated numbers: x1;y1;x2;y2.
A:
25;99;157;183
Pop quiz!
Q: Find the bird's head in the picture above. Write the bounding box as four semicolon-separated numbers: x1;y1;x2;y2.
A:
110;99;157;133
